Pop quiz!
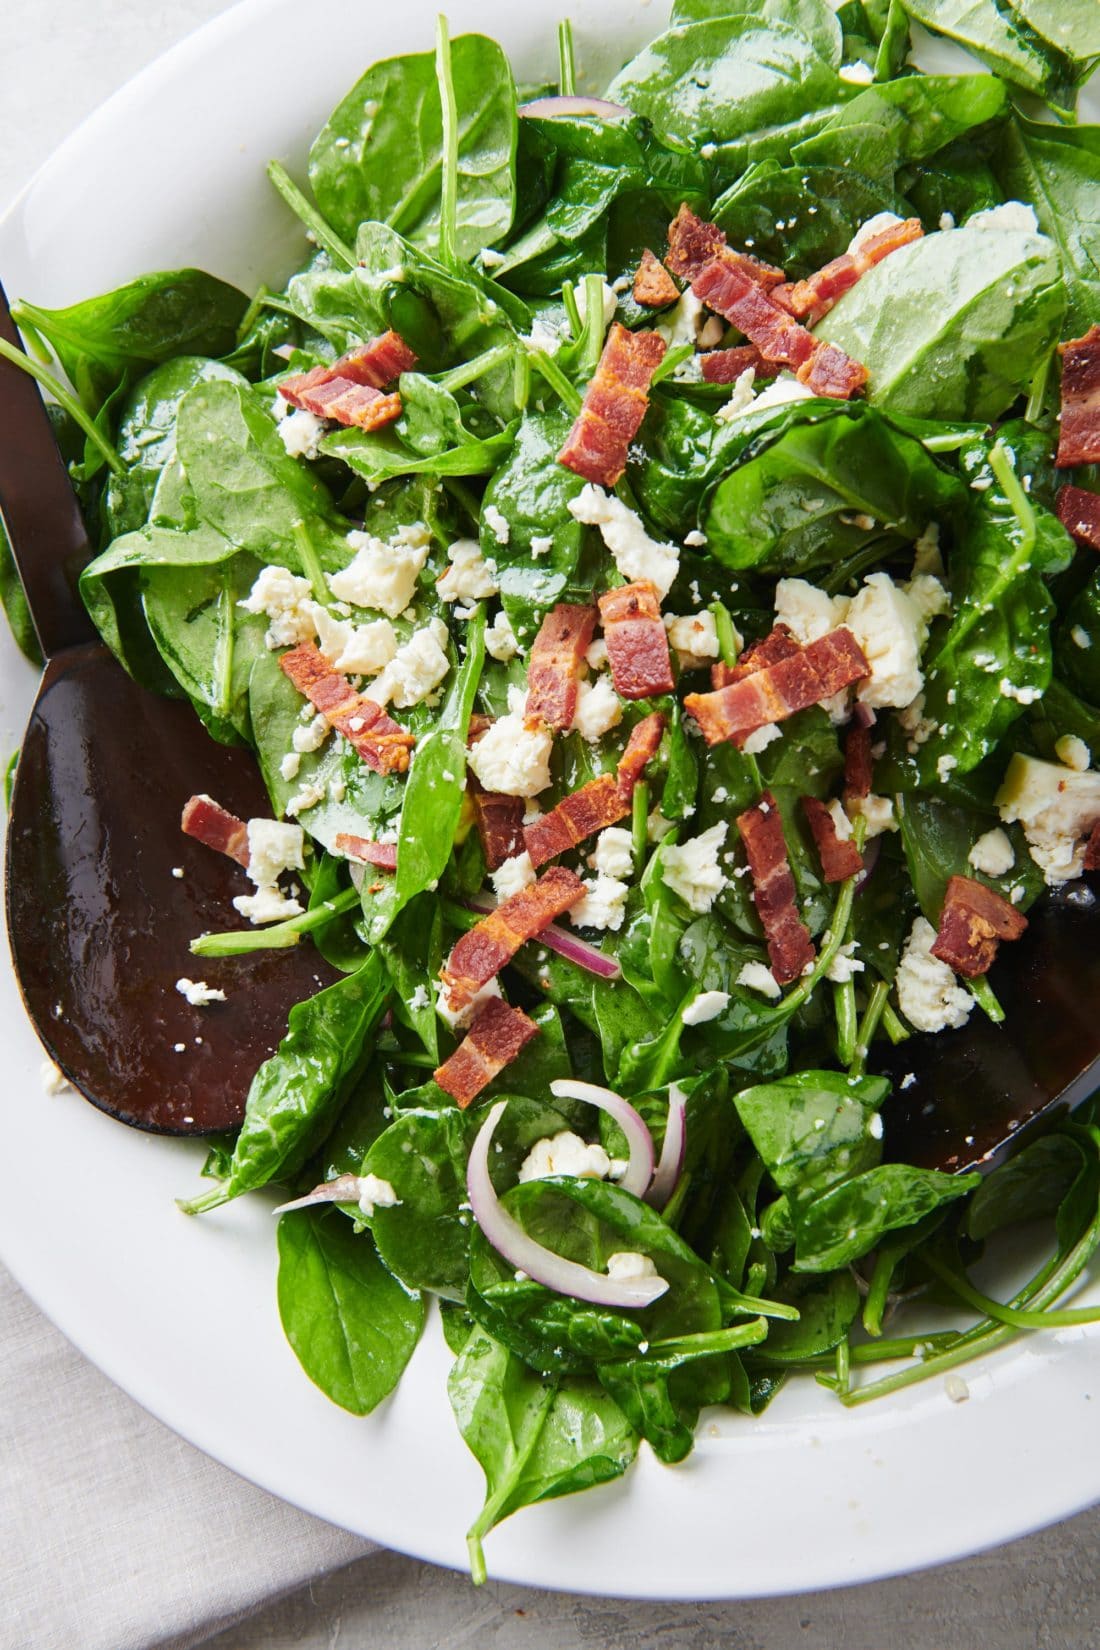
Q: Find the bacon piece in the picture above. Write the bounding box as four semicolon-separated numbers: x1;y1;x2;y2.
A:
525;776;630;870
700;344;769;384
665;206;785;289
276;364;330;409
442;866;585;1009
333;330;417;388
1057;326;1100;468
727;624;801;686
686;627;869;748
469;779;526;872
797;344;868;400
633;249;679;308
526;603;598;729
778;218;923;324
434;998;540;1108
616;711;666;795
181;795;250;867
557;323;666;488
1056;484;1100;552
279;642;415;775
1085;821;1100;872
801;796;863;884
843;723;873;802
931;875;1028;979
692;260;817;372
736;791;815;985
333;833;397;871
278;329;414;429
598;582;674;700
324;384;403;432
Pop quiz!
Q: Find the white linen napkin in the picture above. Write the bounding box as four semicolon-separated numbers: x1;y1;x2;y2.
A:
1;1264;374;1650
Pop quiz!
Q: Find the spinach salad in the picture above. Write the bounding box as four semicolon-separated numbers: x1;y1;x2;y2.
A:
7;0;1100;1581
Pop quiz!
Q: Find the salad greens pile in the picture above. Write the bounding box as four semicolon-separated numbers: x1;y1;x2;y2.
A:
6;0;1100;1582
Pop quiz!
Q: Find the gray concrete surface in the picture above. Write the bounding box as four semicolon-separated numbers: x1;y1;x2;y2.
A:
3;4;1098;1646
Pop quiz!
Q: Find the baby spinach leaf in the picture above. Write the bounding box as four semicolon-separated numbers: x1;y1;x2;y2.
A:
899;0;1077;108
1057;572;1100;705
896;793;1043;920
996;118;1100;336
791;1162;980;1271
792;74;1007;179
0;517;41;665
704;405;964;575
396;372;478;457
309;35;517;260
713;161;906;276
1011;0;1100;65
606;17;848;167
671;0;843;65
753;1269;859;1361
277;1207;424;1414
967;1133;1087;1241
321;421;517;486
450;1328;637;1584
364;1107;474;1297
13;270;248;413
735;1070;889;1217
819;222;1064;421
182;955;390;1210
143;552;267;744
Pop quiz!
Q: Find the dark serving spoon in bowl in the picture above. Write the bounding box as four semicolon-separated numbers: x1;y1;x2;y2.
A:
0;284;335;1135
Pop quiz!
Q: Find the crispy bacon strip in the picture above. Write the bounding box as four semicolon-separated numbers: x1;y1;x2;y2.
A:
525;776;629;870
801;796;863;884
777;218;923;325
700;344;769;384
280;642;415;775
1056;484;1100;552
434;998;540;1108
1056;326;1100;468
633;249;679;308
843;723;874;802
333;833;397;871
710;624;802;690
278;329;415;430
469;778;526;872
797;344;868;400
693;259;817;371
442;866;585;1009
931;875;1028;979
333;331;418;388
686;627;869;748
557;323;666;487
616;711;666;794
665;206;784;288
526;603;598;729
181;795;250;867
598;582;675;700
1085;821;1100;872
737;791;815;984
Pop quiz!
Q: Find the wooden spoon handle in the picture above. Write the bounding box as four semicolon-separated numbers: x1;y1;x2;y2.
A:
0;281;94;658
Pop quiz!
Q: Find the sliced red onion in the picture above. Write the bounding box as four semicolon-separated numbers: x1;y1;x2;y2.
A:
852;702;877;729
464;894;621;980
853;831;881;898
549;1078;654;1198
272;1173;362;1215
519;95;631;120
646;1085;687;1210
467;1102;669;1309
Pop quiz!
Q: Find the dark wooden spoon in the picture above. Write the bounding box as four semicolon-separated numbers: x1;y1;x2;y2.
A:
0;284;336;1135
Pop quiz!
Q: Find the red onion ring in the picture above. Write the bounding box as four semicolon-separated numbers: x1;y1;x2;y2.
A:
645;1086;687;1210
466;1102;669;1309
519;95;631;120
464;894;621;980
549;1078;654;1198
272;1173;362;1216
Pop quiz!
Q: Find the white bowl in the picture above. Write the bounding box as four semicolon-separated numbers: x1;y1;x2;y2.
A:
1;0;1097;1597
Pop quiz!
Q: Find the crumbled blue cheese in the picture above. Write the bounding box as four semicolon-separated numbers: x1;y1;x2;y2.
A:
40;1059;72;1095
717;372;814;424
717;366;757;420
742;722;782;755
519;1131;612;1182
530;534;553;558
847;212;904;255
329;525;430;617
567;485;679;599
1071;624;1092;650
967;201;1039;235
647;808;675;844
369;618;450;708
896;917;974;1033
656;290;707;350
1055;734;1091;773
661;823;728;913
845;572;933;710
682;990;730;1025
735;960;781;999
912;522;945;578
568;873;630;932
606;1250;659;1281
232;818;306;925
968;827;1015;877
572;675;622;742
175;977;226;1006
436;975;501;1031
825;942;864;984
284;780;327;819
996;752;1100;884
839;59;875;84
491;851;536;901
482;504;511;546
467;686;553;798
585;637;609;671
356;1173;400;1217
438;538;499;602
240;566;316;648
276;408;326;461
666;610;720;664
311;604;397;675
279;751;301;783
826;799;853;841
292;712;330;754
574;279;618;335
774;577;849;645
484;610;519;661
849;793;897;837
592;826;634;879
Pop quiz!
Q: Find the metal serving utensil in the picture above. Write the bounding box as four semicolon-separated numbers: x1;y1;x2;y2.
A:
0;284;336;1134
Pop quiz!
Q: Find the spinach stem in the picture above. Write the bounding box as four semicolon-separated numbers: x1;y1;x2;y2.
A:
213;577;236;718
968;974;1005;1024
708;602;740;668
467;1378;558;1584
436;343;513;393
435;14;459;268
582;274;606;376
850;979;889;1078
923;1250;1100;1331
631;780;649;868
834;980;858;1067
650;342;694;385
560;280;583;343
862;1241;896;1336
191;886;360;956
265;161;355;269
1025;349;1053;425
513;347;531;410
235;284;271;347
528;348;583;414
558;19;577;95
881;1001;910;1044
13;316;53;365
293;519;330;606
0;334;124;475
